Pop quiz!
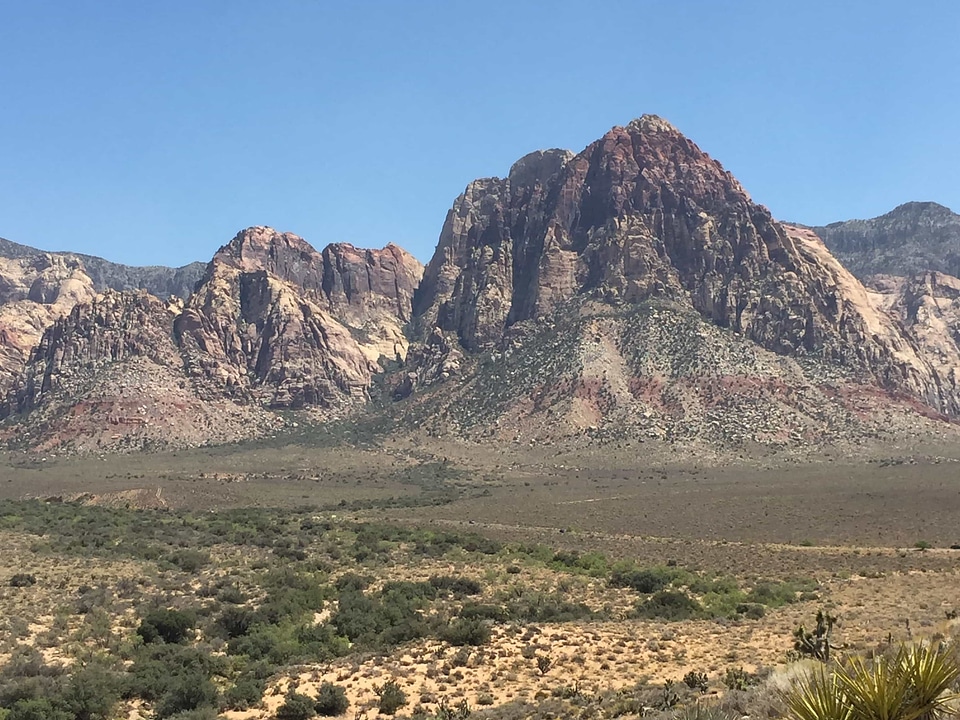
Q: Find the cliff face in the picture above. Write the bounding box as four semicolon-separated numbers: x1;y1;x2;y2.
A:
1;227;424;451
175;227;423;409
0;253;97;391
814;202;960;279
0;234;204;299
412;116;953;420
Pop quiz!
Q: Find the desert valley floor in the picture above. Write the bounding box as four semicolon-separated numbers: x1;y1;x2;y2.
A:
1;434;959;719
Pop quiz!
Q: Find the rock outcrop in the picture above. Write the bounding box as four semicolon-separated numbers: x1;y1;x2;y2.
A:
2;228;423;451
0;234;204;299
814;202;960;279
176;227;422;409
406;116;960;443
0;253;97;391
2;290;276;453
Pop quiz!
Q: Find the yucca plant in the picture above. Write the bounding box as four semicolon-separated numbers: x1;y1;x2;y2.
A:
895;643;960;720
783;663;852;720
783;642;959;720
837;654;915;720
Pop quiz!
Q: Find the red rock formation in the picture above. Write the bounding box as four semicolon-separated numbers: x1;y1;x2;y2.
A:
412;115;958;420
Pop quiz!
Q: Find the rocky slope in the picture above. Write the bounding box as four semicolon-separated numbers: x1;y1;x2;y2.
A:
176;227;422;409
0;253;97;391
0;235;204;298
1;228;423;452
404;116;960;447
813;202;960;279
3;118;959;454
0;235;204;395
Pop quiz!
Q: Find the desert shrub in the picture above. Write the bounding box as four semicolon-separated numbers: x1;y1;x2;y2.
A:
635;590;702;621
215;584;245;604
6;698;71;720
736;602;766;620
375;681;407;715
331;583;433;649
441;618;491;646
154;675;218;719
429;575;482;597
610;565;677;594
253;572;328;626
0;646;62;679
58;664;122;719
746;581;799;608
125;645;222;702
221;675;264;710
215;606;255;639
164;549;210;573
334;573;371;593
458;603;509;623
8;574;36;588
505;593;593;623
548;550;608;576
163;709;220;720
137;608;196;644
314;682;349;716
276;691;316;720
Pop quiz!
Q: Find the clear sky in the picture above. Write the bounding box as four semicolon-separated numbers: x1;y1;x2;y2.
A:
1;1;958;266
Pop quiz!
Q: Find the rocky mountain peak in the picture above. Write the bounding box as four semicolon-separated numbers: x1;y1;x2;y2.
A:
815;202;960;279
407;115;960;439
626;113;680;134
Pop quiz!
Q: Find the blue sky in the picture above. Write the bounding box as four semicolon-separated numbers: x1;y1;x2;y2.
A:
1;1;958;266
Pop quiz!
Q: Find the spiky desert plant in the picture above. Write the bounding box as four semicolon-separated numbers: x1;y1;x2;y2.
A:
783;642;959;720
894;643;959;720
837;654;914;720
783;663;851;720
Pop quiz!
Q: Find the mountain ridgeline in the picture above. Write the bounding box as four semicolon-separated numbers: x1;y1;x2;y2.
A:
814;202;960;280
1;115;958;453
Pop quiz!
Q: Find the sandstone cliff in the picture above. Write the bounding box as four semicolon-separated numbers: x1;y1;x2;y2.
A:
0;253;97;391
405;116;959;445
814;202;960;279
176;227;422;409
2;228;423;451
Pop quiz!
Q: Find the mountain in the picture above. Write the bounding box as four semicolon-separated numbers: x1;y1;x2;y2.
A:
402;116;959;447
0;235;205;299
2;116;959;454
813;202;960;279
0;252;98;391
0;235;205;396
1;228;423;452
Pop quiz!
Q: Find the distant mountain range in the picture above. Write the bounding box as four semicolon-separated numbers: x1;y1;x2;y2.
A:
1;117;957;455
814;201;960;279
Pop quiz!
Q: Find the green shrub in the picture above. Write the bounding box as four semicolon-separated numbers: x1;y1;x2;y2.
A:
746;581;798;608
441;618;491;646
375;681;407;715
8;573;36;588
276;691;316;720
137;608;196;644
314;682;350;716
458;603;509;622
154;675;218;719
164;549;210;573
429;575;482;597
7;698;71;720
221;676;264;710
59;665;121;720
610;566;676;594
635;590;702;621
